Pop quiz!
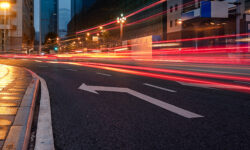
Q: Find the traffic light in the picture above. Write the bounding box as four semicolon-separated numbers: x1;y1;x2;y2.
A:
54;46;58;51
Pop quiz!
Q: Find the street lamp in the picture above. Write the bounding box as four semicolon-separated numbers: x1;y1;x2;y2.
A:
0;2;10;52
117;13;126;40
177;19;182;25
0;2;10;9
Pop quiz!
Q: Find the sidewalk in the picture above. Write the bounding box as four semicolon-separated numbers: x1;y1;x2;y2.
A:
0;64;39;150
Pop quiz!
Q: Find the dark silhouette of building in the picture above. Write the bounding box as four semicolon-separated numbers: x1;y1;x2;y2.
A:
41;0;58;43
67;0;163;38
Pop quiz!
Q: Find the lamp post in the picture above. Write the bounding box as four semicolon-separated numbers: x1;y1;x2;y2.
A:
0;2;10;52
117;14;126;41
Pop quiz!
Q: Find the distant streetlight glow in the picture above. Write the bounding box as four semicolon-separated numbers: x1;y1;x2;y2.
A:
177;19;182;24
117;14;126;40
117;14;126;24
87;32;90;36
0;1;10;52
0;2;10;9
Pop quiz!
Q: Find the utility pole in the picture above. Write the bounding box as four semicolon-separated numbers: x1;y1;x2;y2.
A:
39;0;42;54
3;9;6;52
117;14;126;41
162;1;167;40
236;0;241;36
235;0;242;51
0;2;10;52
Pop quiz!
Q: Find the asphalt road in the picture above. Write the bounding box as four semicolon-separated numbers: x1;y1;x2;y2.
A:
0;58;250;150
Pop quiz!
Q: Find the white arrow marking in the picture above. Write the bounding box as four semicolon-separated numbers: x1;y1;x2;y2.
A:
78;83;203;119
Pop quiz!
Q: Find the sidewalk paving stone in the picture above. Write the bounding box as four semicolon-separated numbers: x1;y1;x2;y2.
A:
0;65;32;149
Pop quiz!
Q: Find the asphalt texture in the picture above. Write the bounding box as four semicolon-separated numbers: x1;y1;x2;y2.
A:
0;58;250;150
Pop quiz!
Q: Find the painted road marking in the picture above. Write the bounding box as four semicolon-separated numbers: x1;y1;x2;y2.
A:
176;68;250;76
144;83;176;93
178;82;213;89
96;72;112;77
25;69;55;150
79;83;203;119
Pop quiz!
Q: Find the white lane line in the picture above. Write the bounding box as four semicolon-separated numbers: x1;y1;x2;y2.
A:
64;68;77;72
178;82;213;89
177;68;250;76
35;77;55;150
25;69;55;150
144;83;176;93
96;72;112;77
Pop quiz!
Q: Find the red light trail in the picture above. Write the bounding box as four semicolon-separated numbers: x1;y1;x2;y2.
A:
76;0;167;34
84;62;250;82
58;61;250;94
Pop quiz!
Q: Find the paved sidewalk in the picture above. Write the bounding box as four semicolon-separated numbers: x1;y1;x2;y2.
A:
0;64;32;149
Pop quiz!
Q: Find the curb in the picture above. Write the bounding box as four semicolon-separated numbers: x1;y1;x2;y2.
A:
3;70;39;150
26;70;55;150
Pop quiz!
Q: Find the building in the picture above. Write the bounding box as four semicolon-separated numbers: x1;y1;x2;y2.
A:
59;8;70;37
40;0;58;43
0;0;34;52
69;0;84;35
243;0;250;34
178;0;249;47
71;0;83;18
121;0;166;40
68;0;97;34
68;0;163;38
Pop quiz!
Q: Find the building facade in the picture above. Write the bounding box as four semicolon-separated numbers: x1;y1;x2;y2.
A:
71;0;83;18
40;0;58;43
70;0;84;34
59;8;70;37
0;0;34;52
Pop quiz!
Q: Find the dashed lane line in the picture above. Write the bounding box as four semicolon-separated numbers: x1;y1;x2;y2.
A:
144;83;176;93
96;72;112;77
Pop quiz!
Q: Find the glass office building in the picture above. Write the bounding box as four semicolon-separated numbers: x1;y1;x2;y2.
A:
40;0;58;43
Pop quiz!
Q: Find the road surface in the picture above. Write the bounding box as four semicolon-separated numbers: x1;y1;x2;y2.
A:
0;58;249;150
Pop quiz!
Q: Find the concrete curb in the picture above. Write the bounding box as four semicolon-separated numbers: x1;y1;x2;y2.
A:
25;70;55;150
3;70;39;150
